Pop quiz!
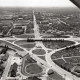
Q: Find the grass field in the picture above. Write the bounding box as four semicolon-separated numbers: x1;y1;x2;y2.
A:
20;43;35;49
32;49;46;55
14;40;36;49
14;40;28;45
21;54;43;76
26;63;43;74
15;34;35;38
43;40;75;50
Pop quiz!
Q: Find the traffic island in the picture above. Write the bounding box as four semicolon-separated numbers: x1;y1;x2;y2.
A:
32;49;46;55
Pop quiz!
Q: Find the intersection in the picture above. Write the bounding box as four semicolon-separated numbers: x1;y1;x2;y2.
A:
0;11;80;80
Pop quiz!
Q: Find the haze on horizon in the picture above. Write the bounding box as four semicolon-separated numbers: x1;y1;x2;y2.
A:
0;0;76;7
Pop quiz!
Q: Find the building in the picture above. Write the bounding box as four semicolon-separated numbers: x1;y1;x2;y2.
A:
11;28;24;35
10;63;18;77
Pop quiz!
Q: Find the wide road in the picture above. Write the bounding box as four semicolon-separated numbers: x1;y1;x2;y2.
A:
33;11;80;80
1;54;13;80
33;10;40;39
0;11;80;80
33;11;47;49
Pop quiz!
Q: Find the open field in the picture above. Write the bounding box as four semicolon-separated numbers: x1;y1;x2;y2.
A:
32;49;46;55
20;43;35;49
14;40;36;49
14;40;35;45
14;40;28;45
43;40;75;50
21;54;43;76
26;63;43;74
15;34;35;38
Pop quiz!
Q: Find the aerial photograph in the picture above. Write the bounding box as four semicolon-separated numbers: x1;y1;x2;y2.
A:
0;0;80;80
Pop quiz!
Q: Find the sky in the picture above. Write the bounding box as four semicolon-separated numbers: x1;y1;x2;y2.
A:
0;0;76;7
